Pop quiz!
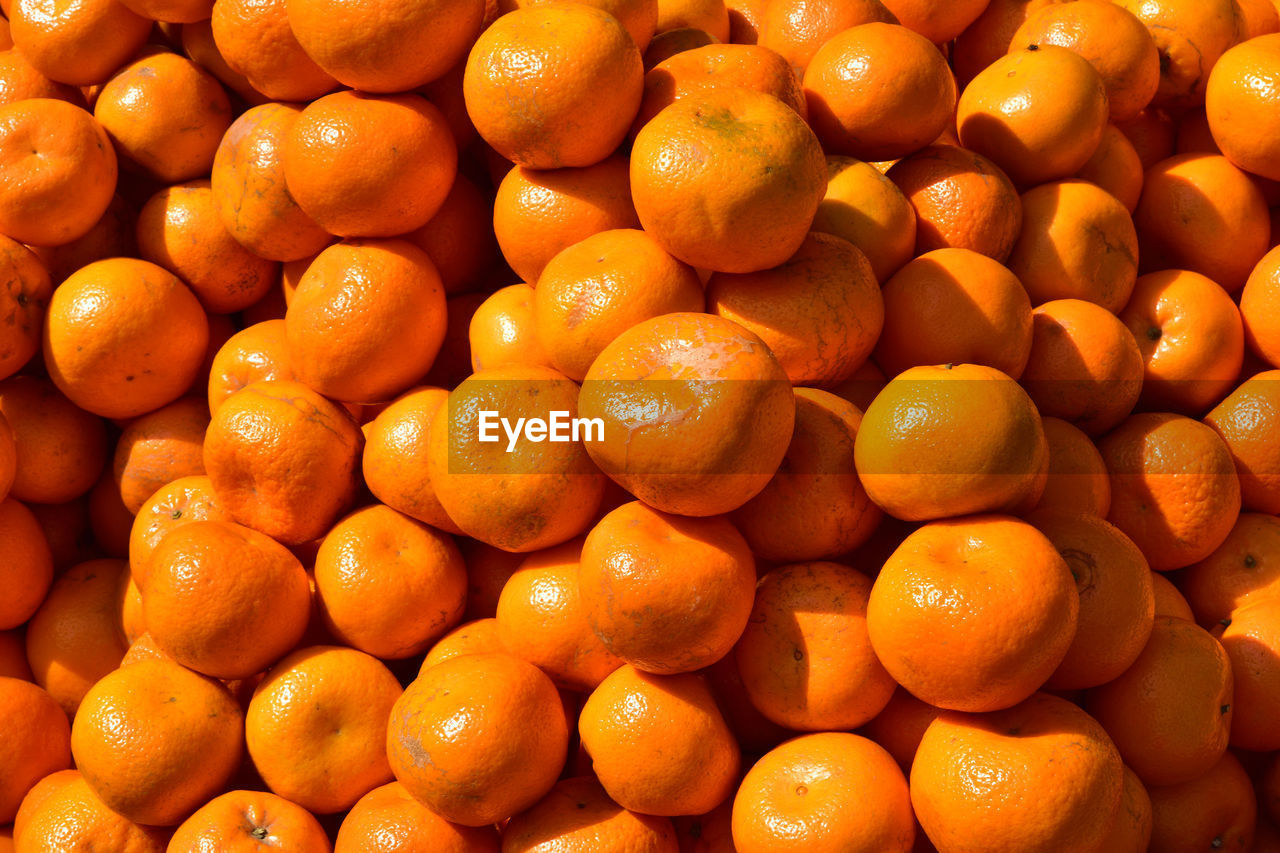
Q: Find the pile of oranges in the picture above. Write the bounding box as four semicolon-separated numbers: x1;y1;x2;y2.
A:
5;0;1280;849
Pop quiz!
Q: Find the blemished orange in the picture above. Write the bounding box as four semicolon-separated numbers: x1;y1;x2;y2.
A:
1244;247;1280;369
1020;299;1144;437
874;248;1032;380
1113;0;1240;109
361;386;459;534
247;646;401;813
811;156;915;283
503;776;677;853
578;665;738;817
0;236;52;383
468;284;555;373
0;376;107;505
1028;416;1112;517
314;504;466;660
465;3;642;170
1076;123;1145;212
579;500;755;674
24;559;129;716
0;98;116;247
731;388;882;562
203;379;362;545
1100;412;1241;571
735;561;895;730
128;475;228;590
1087;616;1233;787
1180;512;1280;627
168;789;332;852
1134;154;1269;293
387;651;569;826
708;232;883;386
0;678;70;822
867;515;1078;711
630;87;826;273
0;498;52;630
1119;269;1244;415
1218;598;1280;750
887;144;1022;262
421;618;503;671
403;173;495;296
493;155;640;285
1207;33;1280;182
1206;371;1280;514
533;228;703;382
209;0;337;100
957;44;1108;187
284;91;457;238
579;312;795;517
111;396;209;514
911;693;1124;853
1146;752;1257;853
854;363;1048;522
859;686;941;769
136;181;278;315
1152;572;1195;621
13;772;168;853
93;52;231;183
206;320;295;416
1011;1;1159;121
1025;510;1155;689
654;0;729;41
43;257;209;420
950;0;1066;85
757;0;894;72
803;23;955;162
336;781;501;853
211;103;332;263
8;0;150;87
496;539;623;691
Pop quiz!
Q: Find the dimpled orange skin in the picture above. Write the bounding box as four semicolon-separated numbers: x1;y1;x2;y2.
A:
1206;371;1280;514
1207;34;1280;181
206;320;295;416
111;396;209;515
169;789;333;852
361;386;460;534
1181;513;1280;629
579;500;755;675
731;732;914;853
578;312;795;517
911;693;1124;853
812;155;916;283
0;677;70;823
1147;751;1257;853
209;0;338;100
469;284;555;373
757;0;896;73
420;617;502;672
578;665;739;817
1113;0;1241;109
1077;123;1145;213
8;0;150;87
0;237;52;382
128;475;228;591
1029;416;1112;517
1218;598;1280;751
1244;247;1280;369
0;49;87;107
14;773;168;853
630;88;826;274
43;258;209;420
335;781;500;853
734;562;896;731
387;652;569;827
502;776;679;853
203;379;362;545
0;377;107;505
70;660;243;826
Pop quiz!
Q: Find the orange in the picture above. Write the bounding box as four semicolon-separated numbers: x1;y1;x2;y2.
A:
854;363;1048;522
1115;105;1176;170
0;629;33;680
1113;0;1241;108
878;0;984;43
579;312;794;516
642;27;718;69
27;498;95;574
25;558;129;715
387;651;568;826
492;155;639;284
421;617;503;671
707;232;883;385
8;0;150;86
360;386;459;534
336;781;501;853
496;0;661;53
462;540;526;620
286;239;446;403
468;283;555;373
495;538;623;691
93;52;231;183
1206;370;1280;513
110;396;209;514
465;4;642;170
1181;512;1280;627
136;181;278;314
874;248;1032;380
118;576;145;644
579;500;754;674
1119;270;1244;415
287;0;482;92
0;678;70;822
867;515;1077;711
211;103;332;263
1218;597;1280;750
811;155;915;283
1207;34;1280;181
1025;510;1155;689
128;474;228;590
735;561;894;730
284;91;457;238
1243;0;1280;36
180;17;265;104
427;365;605;552
654;0;729;41
503;776;678;853
950;0;1066;85
732;732;912;853
144;520;311;679
1087;616;1233;786
1076;123;1145;212
13;772;167;853
731;388;882;561
1244;246;1280;368
578;665;738;816
1028;416;1112;517
1134;153;1270;293
0;237;50;382
1099;765;1154;853
87;470;132;558
957;44;1108;187
701;653;791;754
314;504;466;660
1146;751;1257;852
203;379;362;545
206;321;295;416
1100;412;1241;571
71;659;243;826
0;498;52;630
757;0;894;72
1011;1;1160;121
209;0;337;100
1020;299;1144;436
0;98;115;247
886;144;1022;262
803;23;955;161
1152;572;1195;621
533;228;703;382
119;0;209;23
859;686;941;769
630;87;825;273
168;790;332;852
911;693;1124;853
403;173;495;296
43;258;208;420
